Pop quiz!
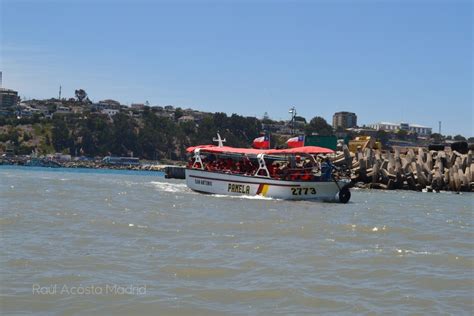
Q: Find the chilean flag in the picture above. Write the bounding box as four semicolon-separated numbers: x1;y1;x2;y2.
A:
252;135;270;149
286;135;305;148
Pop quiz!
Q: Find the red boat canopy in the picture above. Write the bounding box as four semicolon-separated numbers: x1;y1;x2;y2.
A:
186;145;334;155
185;145;216;153
266;146;334;155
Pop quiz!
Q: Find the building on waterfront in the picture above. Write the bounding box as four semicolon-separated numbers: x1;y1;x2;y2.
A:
333;111;357;129
368;122;432;136
408;124;432;136
0;88;19;108
368;122;399;131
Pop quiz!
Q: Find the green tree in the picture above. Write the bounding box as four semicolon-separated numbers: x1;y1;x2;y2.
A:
22;132;31;142
110;113;139;156
52;119;73;152
453;134;466;141
8;128;20;146
430;133;443;143
376;130;389;147
396;130;408;140
17;144;34;155
137;110;179;159
305;117;333;136
75;89;87;102
180;121;196;135
174;107;184;120
294;116;307;124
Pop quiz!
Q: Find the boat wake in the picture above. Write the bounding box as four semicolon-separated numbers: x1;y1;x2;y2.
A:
211;194;278;201
149;181;189;193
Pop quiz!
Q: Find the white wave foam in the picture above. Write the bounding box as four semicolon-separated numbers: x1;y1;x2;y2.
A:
211;194;278;201
150;181;188;193
395;248;438;255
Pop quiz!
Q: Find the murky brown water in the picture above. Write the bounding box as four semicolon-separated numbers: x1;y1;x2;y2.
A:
0;166;473;315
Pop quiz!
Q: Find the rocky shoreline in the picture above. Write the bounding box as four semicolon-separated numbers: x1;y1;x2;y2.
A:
0;157;181;172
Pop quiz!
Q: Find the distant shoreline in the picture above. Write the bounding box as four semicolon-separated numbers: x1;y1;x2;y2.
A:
0;157;183;172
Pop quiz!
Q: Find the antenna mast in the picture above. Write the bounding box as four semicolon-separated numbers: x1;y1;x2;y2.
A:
213;132;226;147
289;106;296;135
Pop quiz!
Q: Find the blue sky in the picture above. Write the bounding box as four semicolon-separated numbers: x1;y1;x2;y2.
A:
1;0;472;136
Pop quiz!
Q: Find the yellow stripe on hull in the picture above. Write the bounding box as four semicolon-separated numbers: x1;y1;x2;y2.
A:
261;184;270;196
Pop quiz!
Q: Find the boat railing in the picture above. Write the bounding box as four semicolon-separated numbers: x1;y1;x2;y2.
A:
188;162;333;182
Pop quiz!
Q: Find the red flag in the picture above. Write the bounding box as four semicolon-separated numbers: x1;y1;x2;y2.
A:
286;135;305;148
252;135;270;149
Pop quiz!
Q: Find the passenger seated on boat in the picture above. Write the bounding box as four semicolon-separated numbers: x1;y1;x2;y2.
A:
267;163;276;177
256;168;268;176
311;159;321;176
187;157;194;168
242;157;255;175
300;169;313;181
205;161;214;171
245;165;256;175
303;159;313;168
224;158;233;172
321;158;334;181
288;156;296;169
280;163;290;180
289;170;299;181
233;161;242;173
217;159;225;170
275;163;284;178
295;155;304;168
210;158;222;172
208;160;215;170
269;162;281;178
234;161;243;174
205;158;221;172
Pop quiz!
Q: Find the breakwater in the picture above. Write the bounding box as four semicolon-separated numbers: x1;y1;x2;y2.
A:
333;146;473;192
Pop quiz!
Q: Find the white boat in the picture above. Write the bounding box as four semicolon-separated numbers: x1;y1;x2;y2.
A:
185;143;351;203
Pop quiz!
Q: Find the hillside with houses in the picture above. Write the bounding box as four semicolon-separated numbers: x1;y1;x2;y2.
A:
0;88;472;161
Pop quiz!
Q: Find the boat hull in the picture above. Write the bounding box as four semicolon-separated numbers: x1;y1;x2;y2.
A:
185;169;349;202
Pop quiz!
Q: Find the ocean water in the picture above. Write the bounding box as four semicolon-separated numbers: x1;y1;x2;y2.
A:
0;166;472;315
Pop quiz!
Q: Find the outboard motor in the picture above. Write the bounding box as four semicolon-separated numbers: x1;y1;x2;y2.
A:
338;185;351;203
324;158;351;203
